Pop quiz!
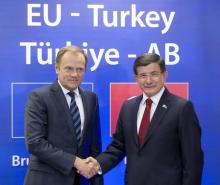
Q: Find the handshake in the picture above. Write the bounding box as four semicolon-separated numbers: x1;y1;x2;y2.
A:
74;156;101;179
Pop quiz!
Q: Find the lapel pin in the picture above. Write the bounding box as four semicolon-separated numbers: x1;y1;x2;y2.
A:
162;104;168;109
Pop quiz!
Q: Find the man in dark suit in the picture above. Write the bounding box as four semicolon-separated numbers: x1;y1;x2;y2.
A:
88;53;203;185
24;45;103;185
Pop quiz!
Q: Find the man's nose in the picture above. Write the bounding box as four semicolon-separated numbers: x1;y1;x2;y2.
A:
70;70;78;76
145;75;152;83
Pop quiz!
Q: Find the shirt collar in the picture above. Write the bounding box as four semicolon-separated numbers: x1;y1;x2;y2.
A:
58;80;80;97
141;86;165;106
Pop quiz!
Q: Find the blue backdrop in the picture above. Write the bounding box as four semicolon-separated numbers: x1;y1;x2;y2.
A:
0;1;220;184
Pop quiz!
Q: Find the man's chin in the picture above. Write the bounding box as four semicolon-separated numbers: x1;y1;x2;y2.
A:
67;84;78;91
143;90;154;97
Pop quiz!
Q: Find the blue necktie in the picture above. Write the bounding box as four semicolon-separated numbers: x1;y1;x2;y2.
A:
68;92;81;142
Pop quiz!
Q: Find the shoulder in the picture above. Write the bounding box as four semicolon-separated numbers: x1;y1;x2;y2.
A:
167;91;195;112
29;83;54;96
122;95;142;108
127;94;142;103
27;82;59;104
169;92;187;104
80;88;97;98
81;88;96;96
79;88;99;105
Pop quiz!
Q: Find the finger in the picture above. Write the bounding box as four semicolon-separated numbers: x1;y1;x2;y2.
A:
85;157;95;163
88;165;98;177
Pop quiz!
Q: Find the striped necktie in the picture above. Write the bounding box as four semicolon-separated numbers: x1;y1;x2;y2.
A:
68;92;81;142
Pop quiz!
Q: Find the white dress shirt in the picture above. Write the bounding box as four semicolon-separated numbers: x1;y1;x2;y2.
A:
58;81;85;132
137;87;165;133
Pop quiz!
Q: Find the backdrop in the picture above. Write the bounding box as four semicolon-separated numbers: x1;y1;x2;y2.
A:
0;1;219;184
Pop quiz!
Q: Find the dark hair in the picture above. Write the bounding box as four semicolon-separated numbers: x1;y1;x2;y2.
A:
56;45;88;66
133;53;166;75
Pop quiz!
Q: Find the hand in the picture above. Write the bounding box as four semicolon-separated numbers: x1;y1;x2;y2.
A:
74;157;99;178
85;157;101;174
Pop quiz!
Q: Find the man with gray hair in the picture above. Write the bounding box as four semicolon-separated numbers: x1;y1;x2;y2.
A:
24;45;103;185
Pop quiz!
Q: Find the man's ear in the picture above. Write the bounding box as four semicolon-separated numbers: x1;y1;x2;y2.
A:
134;75;138;82
163;71;168;80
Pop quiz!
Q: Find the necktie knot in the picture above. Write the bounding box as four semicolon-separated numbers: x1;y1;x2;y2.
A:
146;98;153;107
68;91;75;98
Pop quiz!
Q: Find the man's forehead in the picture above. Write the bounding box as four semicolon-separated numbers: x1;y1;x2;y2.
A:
137;63;160;71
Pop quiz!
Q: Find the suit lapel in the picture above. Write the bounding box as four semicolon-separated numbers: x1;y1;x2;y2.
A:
78;87;87;146
131;95;143;147
140;89;170;149
51;81;76;136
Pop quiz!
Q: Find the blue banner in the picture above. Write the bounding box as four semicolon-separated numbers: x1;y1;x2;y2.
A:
0;1;219;184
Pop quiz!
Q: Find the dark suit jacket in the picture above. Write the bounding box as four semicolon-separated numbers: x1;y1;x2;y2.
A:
96;88;203;185
24;81;103;185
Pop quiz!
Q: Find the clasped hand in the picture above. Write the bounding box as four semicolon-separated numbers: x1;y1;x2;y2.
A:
74;157;100;179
